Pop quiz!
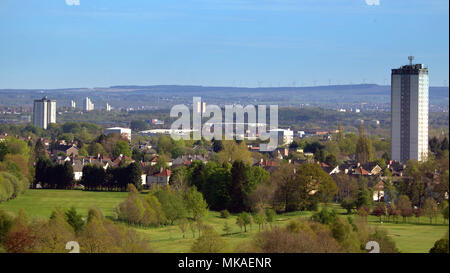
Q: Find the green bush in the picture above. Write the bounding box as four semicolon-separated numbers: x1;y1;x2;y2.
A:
219;210;230;219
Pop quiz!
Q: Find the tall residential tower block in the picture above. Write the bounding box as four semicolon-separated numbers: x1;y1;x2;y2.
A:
391;57;429;162
33;96;56;129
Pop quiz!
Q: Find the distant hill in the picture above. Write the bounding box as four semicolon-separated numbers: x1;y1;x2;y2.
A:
1;84;448;109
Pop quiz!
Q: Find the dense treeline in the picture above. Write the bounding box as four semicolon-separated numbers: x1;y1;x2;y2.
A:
0;207;151;253
82;162;142;191
115;184;208;229
170;159;270;213
34;158;143;192
34;159;74;189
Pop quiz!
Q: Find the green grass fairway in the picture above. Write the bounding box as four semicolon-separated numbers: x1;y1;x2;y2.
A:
0;189;127;219
370;221;448;253
0;190;447;253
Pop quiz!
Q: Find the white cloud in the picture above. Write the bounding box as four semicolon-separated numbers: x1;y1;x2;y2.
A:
365;0;380;6
65;0;80;6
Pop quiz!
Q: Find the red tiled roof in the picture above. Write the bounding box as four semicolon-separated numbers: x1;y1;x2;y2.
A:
151;157;158;162
356;167;369;175
154;169;171;177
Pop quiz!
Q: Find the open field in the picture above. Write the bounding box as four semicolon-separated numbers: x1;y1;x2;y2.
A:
0;190;447;253
0;189;127;219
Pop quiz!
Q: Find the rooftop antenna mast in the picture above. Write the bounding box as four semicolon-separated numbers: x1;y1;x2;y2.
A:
408;56;414;65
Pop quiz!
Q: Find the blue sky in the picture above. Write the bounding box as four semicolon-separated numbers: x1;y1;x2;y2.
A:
0;0;448;89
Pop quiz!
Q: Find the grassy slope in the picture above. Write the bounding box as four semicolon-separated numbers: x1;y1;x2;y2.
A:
0;189;127;219
0;190;447;253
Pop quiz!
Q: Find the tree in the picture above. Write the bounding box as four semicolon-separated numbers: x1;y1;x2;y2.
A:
153;189;187;225
223;222;232;235
87;143;105;157
0;209;13;243
178;218;188;238
340;198;355;214
219;210;230;219
126;162;143;191
371;203;386;223
235;214;244;232
355;188;372;209
265;209;275;228
324;154;337;167
130;120;149;131
0;142;8;162
87;207;104;223
228;160;247;212
396;195;413;223
248;183;273;213
423;198;439;224
440;201;449;224
236;212;252;232
253;213;266;231
113;140;132;158
191;228;226;253
414;207;423;223
218;140;252;165
33;138;48;161
297;163;337;206
154;154;169;171
60;161;75;189
429;238;449;253
355;124;372;164
212;138;224;153
4;137;30;162
184;186;208;221
65;206;85;233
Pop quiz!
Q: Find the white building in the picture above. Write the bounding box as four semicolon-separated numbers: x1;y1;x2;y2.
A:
70;100;76;109
269;129;294;145
391;57;429;162
139;129;196;137
106;103;112;112
296;130;305;138
33;96;56;129
104;127;132;141
195;101;206;114
83;97;94;111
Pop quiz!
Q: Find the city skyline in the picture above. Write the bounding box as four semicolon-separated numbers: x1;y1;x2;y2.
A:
0;0;448;89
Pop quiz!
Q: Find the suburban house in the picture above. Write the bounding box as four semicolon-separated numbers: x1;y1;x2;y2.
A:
338;162;382;176
373;180;385;201
319;162;340;175
147;168;171;186
361;163;382;176
54;144;79;157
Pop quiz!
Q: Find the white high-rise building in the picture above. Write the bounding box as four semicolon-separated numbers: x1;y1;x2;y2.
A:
83;97;94;111
106;103;112;112
33;96;56;129
70;100;76;108
195;101;206;114
391;57;429;162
